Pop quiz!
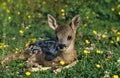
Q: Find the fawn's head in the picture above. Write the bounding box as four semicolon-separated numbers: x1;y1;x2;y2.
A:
48;14;80;52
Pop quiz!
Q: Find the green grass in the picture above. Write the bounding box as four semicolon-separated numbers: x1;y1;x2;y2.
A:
0;0;120;78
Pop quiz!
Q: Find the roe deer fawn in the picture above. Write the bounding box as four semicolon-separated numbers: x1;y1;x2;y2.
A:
1;14;80;73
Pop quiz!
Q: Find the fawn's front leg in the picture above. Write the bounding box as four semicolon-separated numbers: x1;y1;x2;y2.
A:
53;60;78;74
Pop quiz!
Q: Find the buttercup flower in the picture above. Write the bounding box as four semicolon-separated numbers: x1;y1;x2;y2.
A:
61;9;65;13
86;16;89;19
96;64;101;68
102;34;107;39
93;30;98;35
19;30;24;34
16;4;19;8
25;41;30;47
0;43;7;49
27;15;31;19
6;9;10;13
117;32;120;35
83;49;90;54
112;29;118;34
105;58;109;61
60;60;65;65
42;1;46;5
8;16;11;20
110;40;114;44
96;50;101;54
7;0;11;2
116;36;120;41
31;38;36;43
15;48;19;53
117;4;120;8
17;11;20;15
83;23;87;27
111;8;115;12
118;12;120;15
61;13;65;16
86;11;90;14
25;71;31;76
113;75;119;78
2;2;6;7
85;40;90;45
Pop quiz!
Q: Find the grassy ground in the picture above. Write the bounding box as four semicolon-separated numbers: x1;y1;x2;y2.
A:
0;0;120;78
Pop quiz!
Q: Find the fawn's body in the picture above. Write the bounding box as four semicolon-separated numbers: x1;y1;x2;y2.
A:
1;14;80;72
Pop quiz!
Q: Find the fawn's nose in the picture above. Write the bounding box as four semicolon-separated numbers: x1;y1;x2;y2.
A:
58;44;66;49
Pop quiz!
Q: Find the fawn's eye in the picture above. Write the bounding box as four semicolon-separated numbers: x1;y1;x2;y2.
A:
67;35;72;40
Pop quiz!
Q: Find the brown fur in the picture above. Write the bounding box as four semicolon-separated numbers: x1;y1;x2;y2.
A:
1;14;80;73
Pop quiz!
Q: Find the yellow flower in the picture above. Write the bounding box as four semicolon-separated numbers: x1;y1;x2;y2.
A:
31;38;36;43
61;9;65;13
110;40;114;44
15;48;19;51
96;50;101;54
16;4;19;8
42;1;46;5
93;30;98;35
27;15;31;19
6;9;10;13
7;0;11;2
102;34;107;39
19;30;24;34
105;58;109;61
111;8;115;12
113;75;119;78
8;16;11;20
86;11;90;15
83;23;87;27
116;36;120;42
15;48;19;53
2;2;6;7
61;13;65;16
17;11;20;15
0;43;7;49
117;32;120;35
86;16;89;19
117;4;120;8
60;60;65;65
112;29;118;34
83;49;90;54
25;41;30;47
96;64;101;68
85;40;90;45
25;71;31;76
118;12;120;15
3;44;7;48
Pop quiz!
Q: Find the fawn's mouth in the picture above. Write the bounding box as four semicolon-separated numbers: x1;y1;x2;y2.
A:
58;47;67;52
58;44;67;52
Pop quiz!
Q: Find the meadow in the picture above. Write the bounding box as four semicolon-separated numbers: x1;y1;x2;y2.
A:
0;0;120;78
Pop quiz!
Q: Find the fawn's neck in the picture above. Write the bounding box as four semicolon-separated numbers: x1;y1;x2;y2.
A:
64;40;75;54
61;40;76;64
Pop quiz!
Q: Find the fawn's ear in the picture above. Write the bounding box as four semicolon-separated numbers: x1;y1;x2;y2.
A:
48;14;58;30
71;15;80;30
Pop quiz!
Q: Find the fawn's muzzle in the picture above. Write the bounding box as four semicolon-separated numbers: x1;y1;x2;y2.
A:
58;44;66;50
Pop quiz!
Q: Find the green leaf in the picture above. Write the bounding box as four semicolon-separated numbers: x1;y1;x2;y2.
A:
105;0;111;3
0;5;3;12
